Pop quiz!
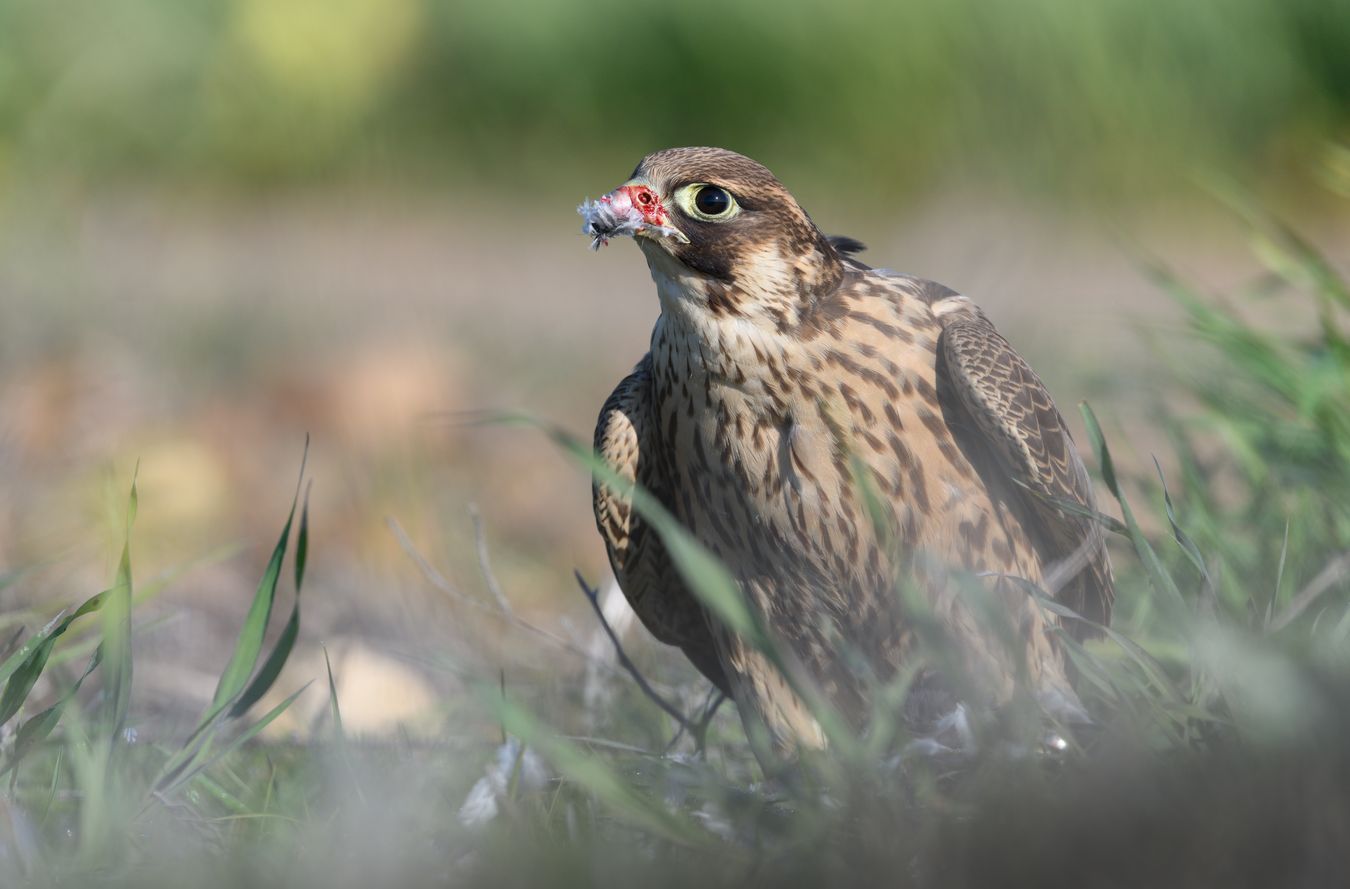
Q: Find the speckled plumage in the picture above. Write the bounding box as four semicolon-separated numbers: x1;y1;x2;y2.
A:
589;147;1113;755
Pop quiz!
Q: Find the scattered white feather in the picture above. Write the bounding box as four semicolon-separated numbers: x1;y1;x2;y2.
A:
456;737;550;828
898;702;977;761
577;194;682;250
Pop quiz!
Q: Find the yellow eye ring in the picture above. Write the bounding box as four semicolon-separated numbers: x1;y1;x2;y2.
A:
674;183;741;222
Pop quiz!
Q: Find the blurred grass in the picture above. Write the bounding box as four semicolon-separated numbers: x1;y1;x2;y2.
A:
0;0;1347;202
1143;198;1350;626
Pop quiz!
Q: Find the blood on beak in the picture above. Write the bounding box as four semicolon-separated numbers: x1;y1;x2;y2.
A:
614;184;670;228
578;180;689;250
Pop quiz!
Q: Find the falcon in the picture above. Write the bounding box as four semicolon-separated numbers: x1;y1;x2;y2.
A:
581;147;1112;759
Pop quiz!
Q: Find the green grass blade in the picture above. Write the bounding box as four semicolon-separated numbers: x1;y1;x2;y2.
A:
1022;583;1189;706
158;454;310;793
0;636;54;727
210;508;292;709
154;700;234;792
158;683;311;798
1153;457;1215;594
228;607;300;720
0;589;111;728
3;646;104;775
322;644;368;802
294;480;310;590
323;644;344;740
1014;482;1130;535
0;626;56;691
230;486;310;718
100;470;138;738
1080;403;1187;614
211;444;307;710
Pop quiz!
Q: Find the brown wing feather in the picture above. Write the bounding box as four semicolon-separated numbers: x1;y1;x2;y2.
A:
593;355;730;692
934;300;1114;639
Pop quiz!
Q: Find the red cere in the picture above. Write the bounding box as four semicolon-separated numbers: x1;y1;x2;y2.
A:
617;184;669;226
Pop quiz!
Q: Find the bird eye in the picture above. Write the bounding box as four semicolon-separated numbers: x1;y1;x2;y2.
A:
694;186;731;216
675;183;741;222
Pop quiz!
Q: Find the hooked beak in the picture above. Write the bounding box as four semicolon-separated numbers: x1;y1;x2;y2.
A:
578;179;689;251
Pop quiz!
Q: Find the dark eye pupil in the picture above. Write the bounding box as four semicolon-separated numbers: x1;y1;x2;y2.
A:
694;186;731;216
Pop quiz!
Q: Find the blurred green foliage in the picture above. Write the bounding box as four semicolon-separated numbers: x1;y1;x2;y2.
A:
1147;201;1350;628
0;0;1347;200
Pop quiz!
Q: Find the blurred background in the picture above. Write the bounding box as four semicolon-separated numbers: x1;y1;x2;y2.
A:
1;0;1348;738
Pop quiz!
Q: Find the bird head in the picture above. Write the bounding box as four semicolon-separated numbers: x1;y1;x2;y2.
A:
580;147;846;326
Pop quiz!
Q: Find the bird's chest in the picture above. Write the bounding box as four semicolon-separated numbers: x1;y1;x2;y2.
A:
648;313;1034;590
649;331;856;579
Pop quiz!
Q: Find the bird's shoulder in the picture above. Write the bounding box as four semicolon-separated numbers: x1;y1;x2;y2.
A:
927;295;1116;633
794;267;962;364
803;263;1115;631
